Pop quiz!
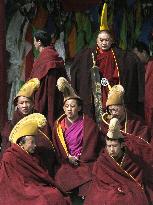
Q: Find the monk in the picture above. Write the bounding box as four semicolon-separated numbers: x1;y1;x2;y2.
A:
101;84;152;142
0;113;71;205
0;79;56;177
84;118;153;205
71;4;144;120
52;77;101;198
30;30;67;130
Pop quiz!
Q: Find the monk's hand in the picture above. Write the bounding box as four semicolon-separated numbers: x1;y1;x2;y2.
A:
68;154;79;166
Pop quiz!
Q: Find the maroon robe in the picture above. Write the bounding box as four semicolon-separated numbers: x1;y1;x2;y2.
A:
0;109;57;177
145;58;153;128
0;144;71;205
71;46;145;119
101;110;152;142
30;46;67;129
52;114;101;196
84;135;153;205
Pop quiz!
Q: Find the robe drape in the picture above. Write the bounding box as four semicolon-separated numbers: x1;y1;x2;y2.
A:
84;134;153;205
0;144;71;205
30;46;67;130
52;114;101;196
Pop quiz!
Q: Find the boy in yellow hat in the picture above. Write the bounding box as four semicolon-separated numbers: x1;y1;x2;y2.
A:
0;113;71;205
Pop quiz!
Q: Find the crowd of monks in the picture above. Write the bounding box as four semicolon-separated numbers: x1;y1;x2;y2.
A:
0;24;153;205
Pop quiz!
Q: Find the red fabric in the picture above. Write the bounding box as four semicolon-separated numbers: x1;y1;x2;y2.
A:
60;0;101;11
84;135;153;205
30;46;64;80
52;114;101;196
0;109;57;177
0;144;71;205
145;58;153;128
0;1;7;127
96;49;119;108
30;46;67;129
101;110;152;142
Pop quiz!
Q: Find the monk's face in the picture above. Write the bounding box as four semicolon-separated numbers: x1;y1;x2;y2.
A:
63;99;81;122
17;96;34;115
20;135;36;154
33;37;41;50
106;139;123;158
97;31;112;51
108;105;125;123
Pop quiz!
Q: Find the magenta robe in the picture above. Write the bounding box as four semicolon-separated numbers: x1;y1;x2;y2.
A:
84;134;153;205
52;114;101;196
0;144;71;205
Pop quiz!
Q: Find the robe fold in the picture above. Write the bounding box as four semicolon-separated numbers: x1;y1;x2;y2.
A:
52;114;101;196
30;46;67;129
84;135;153;205
0;144;71;205
101;110;152;142
71;46;145;119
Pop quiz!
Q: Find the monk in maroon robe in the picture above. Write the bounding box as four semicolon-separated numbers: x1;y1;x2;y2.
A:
71;30;145;119
30;30;67;130
0;113;71;205
84;119;153;205
101;84;152;142
52;99;101;197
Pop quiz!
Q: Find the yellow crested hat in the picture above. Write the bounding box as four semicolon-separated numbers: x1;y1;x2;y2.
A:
107;118;124;139
9;113;47;144
14;78;40;105
100;3;109;31
106;84;124;107
57;77;81;103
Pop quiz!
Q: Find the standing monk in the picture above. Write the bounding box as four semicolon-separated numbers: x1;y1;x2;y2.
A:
0;113;71;205
84;118;153;205
71;3;144;120
30;30;67;130
52;77;101;198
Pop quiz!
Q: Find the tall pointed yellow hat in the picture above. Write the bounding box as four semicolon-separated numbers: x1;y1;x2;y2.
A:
100;3;109;31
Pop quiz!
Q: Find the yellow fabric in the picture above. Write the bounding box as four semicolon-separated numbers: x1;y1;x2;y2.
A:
14;78;40;103
100;3;109;31
9;113;46;143
56;115;69;156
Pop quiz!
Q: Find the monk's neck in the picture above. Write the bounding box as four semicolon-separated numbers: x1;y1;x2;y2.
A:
66;115;80;124
39;46;45;53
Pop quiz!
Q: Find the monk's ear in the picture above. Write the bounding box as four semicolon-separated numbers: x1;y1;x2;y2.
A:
38;40;42;46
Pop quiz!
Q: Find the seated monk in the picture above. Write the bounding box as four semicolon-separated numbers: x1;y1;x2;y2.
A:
0;113;71;205
84;118;153;205
0;79;56;177
101;84;152;142
52;77;101;199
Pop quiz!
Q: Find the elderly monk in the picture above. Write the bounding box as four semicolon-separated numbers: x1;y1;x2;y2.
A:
0;113;71;205
0;79;56;177
101;84;152;143
84;118;153;205
71;3;144;120
52;77;101;198
30;30;67;130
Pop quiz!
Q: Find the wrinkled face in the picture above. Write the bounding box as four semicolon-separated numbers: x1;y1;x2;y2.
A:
97;32;112;50
20;135;36;154
106;139;123;158
108;105;125;122
63;99;81;121
17;96;33;115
